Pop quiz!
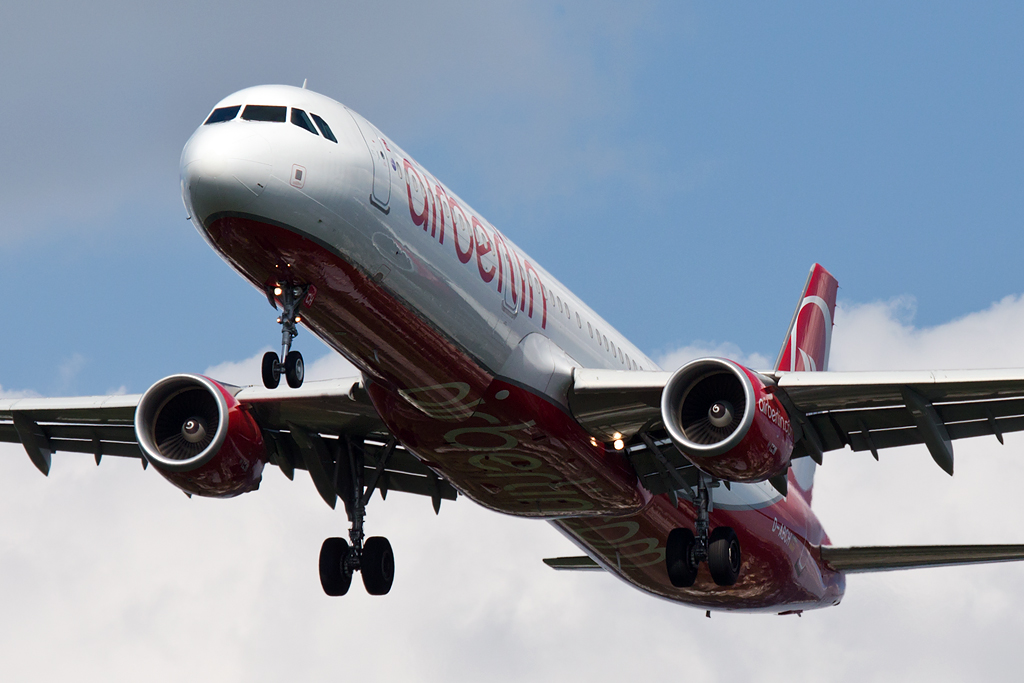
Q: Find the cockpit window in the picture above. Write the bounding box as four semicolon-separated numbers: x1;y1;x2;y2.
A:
204;105;240;125
241;105;287;122
310;113;338;143
290;108;319;136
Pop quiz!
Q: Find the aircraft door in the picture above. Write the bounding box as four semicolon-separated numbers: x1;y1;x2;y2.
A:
348;111;392;214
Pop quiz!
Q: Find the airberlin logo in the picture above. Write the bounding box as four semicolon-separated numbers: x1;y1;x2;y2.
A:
402;157;548;329
757;395;791;436
787;295;833;372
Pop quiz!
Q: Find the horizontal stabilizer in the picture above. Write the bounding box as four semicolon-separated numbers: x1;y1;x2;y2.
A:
821;544;1024;573
542;556;603;571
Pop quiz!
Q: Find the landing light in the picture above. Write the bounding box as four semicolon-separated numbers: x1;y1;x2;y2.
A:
613;439;625;451
276;317;282;324
274;286;283;296
294;316;302;323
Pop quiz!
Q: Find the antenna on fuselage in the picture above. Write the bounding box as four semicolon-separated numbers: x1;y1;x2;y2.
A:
302;78;308;89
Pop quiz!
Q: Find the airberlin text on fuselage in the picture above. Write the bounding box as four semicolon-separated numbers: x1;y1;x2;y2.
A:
403;159;548;329
757;395;792;436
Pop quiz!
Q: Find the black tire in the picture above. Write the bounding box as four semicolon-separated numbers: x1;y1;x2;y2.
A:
285;350;304;388
319;537;352;596
708;527;741;586
361;536;395;596
665;528;698;588
262;351;281;389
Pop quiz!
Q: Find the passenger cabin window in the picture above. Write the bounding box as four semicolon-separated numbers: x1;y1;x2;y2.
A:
291;108;319;136
311;113;338;142
588;322;593;337
205;105;240;125
242;105;287;122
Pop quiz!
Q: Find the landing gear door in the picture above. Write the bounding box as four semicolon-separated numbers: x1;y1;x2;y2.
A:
348;111;392;214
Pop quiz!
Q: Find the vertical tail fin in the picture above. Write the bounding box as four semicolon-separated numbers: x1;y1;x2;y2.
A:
776;264;838;505
774;263;839;373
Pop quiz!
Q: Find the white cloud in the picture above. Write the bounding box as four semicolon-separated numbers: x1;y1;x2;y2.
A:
202;349;271;387
203;349;360;387
0;385;39;399
304;351;361;382
831;294;1024;370
56;353;86;393
5;298;1024;681
657;341;772;372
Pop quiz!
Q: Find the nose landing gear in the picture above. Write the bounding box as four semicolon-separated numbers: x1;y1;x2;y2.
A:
262;283;307;389
666;475;741;588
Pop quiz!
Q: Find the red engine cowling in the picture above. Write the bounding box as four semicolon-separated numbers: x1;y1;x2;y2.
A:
660;358;793;482
134;374;267;497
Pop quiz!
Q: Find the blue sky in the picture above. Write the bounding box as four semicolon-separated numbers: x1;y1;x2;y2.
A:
4;2;1024;680
4;1;1024;394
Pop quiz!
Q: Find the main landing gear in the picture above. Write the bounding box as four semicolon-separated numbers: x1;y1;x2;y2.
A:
665;475;742;588
262;283;307;389
319;438;396;597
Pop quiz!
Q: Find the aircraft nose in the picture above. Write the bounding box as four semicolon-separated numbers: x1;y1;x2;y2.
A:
180;125;273;222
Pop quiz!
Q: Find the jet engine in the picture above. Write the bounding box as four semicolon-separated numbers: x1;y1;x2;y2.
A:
134;374;267;497
660;358;793;483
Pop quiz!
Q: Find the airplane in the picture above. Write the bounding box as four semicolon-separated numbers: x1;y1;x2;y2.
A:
4;83;1024;614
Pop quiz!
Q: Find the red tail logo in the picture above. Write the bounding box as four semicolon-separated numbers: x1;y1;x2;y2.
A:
775;264;838;372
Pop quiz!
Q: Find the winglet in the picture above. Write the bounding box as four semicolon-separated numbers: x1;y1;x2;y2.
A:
775;264;839;372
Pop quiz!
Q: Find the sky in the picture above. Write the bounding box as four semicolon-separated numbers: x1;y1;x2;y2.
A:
2;1;1024;680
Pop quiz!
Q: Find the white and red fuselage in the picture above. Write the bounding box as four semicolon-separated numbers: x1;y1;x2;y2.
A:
180;85;845;612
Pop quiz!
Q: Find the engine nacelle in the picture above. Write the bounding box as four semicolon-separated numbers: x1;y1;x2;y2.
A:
661;358;793;483
134;374;267;498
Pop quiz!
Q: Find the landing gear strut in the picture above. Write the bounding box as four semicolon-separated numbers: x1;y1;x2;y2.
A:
262;283;307;389
666;475;741;587
318;438;396;596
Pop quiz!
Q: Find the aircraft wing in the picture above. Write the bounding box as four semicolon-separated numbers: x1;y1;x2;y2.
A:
0;377;457;510
569;368;1024;478
820;544;1024;573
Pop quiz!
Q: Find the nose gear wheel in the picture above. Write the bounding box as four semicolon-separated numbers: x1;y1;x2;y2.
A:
262;282;308;389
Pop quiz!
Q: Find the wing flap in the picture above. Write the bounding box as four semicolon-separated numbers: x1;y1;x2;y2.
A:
821;544;1024;573
46;438;143;459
